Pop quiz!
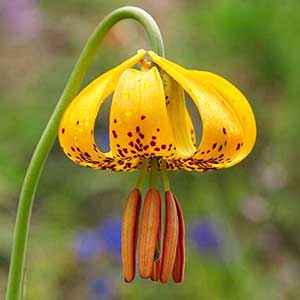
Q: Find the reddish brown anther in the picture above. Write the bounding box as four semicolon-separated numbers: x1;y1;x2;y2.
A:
139;189;161;279
150;206;162;282
160;191;179;283
172;195;185;284
121;188;142;283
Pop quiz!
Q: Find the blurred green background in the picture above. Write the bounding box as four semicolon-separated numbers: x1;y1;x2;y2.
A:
1;0;300;299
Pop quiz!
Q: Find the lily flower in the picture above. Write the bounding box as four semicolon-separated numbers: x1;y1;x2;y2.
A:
58;49;256;284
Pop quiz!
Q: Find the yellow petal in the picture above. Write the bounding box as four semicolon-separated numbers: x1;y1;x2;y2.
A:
109;66;175;160
192;71;256;166
58;50;146;170
160;71;196;157
148;51;256;171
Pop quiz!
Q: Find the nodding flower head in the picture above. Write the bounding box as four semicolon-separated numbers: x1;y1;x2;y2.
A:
59;49;256;284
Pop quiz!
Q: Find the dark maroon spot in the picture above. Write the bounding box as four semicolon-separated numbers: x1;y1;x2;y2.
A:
127;132;133;137
154;147;160;151
123;148;128;154
76;121;79;125
150;141;156;146
84;152;91;158
212;143;217;149
219;154;224;158
116;144;120;148
156;128;160;132
201;151;205;155
143;145;149;150
114;118;117;124
136;126;140;133
61;128;65;134
141;115;146;120
218;145;223;152
161;144;166;150
71;147;75;152
222;128;227;135
139;133;145;139
128;141;134;147
67;153;71;157
136;138;141;144
130;150;137;154
224;140;228;146
118;149;125;157
91;130;93;135
165;96;169;99
206;150;210;154
236;143;241;151
76;147;81;152
152;136;157;140
135;145;142;151
112;130;117;138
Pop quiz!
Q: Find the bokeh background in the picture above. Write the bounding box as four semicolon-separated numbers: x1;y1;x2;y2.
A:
1;0;300;299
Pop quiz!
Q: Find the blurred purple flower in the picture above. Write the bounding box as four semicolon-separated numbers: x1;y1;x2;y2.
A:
93;128;110;153
189;218;224;256
89;276;114;300
97;216;121;260
74;229;105;261
2;0;42;39
74;216;121;262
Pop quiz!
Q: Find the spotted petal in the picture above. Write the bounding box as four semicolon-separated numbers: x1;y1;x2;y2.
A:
58;50;146;171
109;67;175;161
148;51;256;171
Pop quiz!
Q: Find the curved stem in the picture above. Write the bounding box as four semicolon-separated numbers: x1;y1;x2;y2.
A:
6;7;164;300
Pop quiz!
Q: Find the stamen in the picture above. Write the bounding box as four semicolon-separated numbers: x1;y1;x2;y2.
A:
150;208;162;282
160;191;179;283
122;188;142;283
139;189;161;279
161;160;170;191
172;195;185;284
136;159;149;190
149;158;159;189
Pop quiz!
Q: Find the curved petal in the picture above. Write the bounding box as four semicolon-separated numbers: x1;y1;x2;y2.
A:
148;51;256;171
160;71;196;157
109;66;175;160
58;50;146;171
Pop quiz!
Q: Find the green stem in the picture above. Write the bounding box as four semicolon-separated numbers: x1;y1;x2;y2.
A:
161;160;171;191
149;158;159;189
6;7;164;300
136;159;149;190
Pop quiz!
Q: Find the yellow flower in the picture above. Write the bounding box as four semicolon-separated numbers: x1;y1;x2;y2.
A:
58;49;256;284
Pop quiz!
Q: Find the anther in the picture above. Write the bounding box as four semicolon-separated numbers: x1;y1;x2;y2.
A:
172;195;185;284
122;188;142;283
139;189;161;279
160;191;179;283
